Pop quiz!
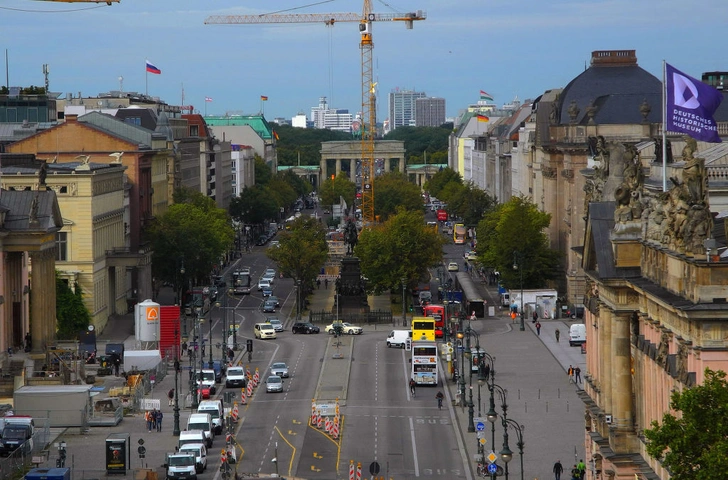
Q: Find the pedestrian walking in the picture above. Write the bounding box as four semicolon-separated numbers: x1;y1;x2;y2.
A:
575;366;582;384
553;460;564;480
181;341;187;357
145;410;153;432
535;321;542;335
409;378;416;397
568;365;574;383
168;389;174;406
151;408;158;431
555;328;561;342
577;459;586;479
316;279;321;289
570;464;580;480
156;410;163;432
532;311;538;324
113;356;121;377
324;278;329;289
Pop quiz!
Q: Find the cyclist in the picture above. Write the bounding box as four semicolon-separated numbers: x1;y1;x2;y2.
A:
409;378;416;397
436;391;444;409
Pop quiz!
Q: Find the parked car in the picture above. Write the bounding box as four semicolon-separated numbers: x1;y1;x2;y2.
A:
265;375;283;393
270;362;289;378
447;262;459;272
224;366;247;388
266;317;284;332
325;322;363;335
292;322;320;334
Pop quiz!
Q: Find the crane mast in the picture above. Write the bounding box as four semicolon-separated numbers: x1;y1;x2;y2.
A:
204;3;425;225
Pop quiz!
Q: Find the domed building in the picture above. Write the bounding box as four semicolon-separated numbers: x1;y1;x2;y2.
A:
521;50;728;480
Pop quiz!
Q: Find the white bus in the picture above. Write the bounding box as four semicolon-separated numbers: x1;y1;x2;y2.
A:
411;341;439;386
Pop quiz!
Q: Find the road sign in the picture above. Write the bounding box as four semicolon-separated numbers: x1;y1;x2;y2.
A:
487;451;498;463
369;461;380;475
476;431;485;439
488;463;498;474
479;438;486;445
476;422;485;431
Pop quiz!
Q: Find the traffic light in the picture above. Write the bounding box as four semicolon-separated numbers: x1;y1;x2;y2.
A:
246;339;253;353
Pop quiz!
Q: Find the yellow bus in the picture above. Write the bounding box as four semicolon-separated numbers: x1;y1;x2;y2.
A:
453;223;466;244
411;316;436;342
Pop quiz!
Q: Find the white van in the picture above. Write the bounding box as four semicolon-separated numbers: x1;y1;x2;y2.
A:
197;399;224;434
178;443;207;473
179;430;206;449
187;413;213;447
569;323;586;347
386;330;411;348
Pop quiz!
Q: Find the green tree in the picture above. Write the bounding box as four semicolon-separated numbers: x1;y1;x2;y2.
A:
423;167;462;198
266;176;297;212
319;173;356;211
446;183;497;226
355;208;443;293
254;155;273;186
230;185;279;225
373;172;424;221
56;272;92;340
279;169;312;198
383;125;452;163
476;196;560;289
149;192;234;287
274;125;351;166
645;368;728;480
266;216;328;289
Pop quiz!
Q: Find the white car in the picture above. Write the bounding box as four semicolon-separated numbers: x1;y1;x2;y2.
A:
265;375;283;393
447;262;459;272
178;443;207;473
257;278;271;291
224;367;247;388
325;322;363;335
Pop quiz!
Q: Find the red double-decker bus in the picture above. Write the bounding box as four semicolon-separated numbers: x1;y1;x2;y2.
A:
422;304;447;338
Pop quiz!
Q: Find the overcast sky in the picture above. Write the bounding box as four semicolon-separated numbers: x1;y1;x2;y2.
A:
2;0;726;121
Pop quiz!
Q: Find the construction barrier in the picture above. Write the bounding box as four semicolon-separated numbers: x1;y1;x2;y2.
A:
356;462;362;480
349;460;355;480
221;449;227;464
317;411;323;429
231;402;239;423
325;416;331;434
246;381;253;398
241;389;247;405
253;368;260;387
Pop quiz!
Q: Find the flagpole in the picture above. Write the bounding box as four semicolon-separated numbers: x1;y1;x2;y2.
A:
205;99;207;118
145;69;148;96
662;60;667;192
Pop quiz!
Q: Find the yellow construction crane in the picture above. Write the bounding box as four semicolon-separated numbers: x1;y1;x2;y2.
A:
35;0;119;3
205;2;425;225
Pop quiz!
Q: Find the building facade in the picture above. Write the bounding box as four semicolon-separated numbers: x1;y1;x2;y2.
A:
1;156;129;332
388;89;426;130
414;97;446;127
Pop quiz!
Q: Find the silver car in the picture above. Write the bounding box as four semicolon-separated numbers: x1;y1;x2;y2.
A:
265;375;283;393
270;362;289;378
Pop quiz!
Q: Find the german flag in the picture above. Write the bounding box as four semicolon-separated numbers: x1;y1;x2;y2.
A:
260;95;268;101
476;114;489;123
273;131;279;141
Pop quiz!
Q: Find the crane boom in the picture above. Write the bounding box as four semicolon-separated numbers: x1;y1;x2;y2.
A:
204;12;425;25
205;4;425;225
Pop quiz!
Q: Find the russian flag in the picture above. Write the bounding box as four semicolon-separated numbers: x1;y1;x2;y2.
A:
146;61;161;75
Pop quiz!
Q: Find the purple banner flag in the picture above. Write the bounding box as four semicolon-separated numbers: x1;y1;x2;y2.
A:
666;63;723;143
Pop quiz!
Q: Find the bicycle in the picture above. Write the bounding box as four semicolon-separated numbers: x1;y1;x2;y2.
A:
436;392;444;409
409;380;416;397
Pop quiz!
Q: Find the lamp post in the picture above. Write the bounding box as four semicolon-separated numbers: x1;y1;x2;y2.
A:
207;311;214;367
513;252;525;331
296;279;302;321
457;332;466;408
401;277;407;327
191;308;202;410
487;382;507;480
178;259;187;338
173;328;181;436
464;327;475;432
503;418;525;480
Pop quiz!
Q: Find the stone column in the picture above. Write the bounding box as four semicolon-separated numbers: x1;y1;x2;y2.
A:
30;250;56;353
138;262;153;303
611;312;635;452
335;159;341;176
385;158;390;173
599;303;613;416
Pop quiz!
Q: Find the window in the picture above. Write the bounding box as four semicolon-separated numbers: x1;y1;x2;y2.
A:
56;232;68;261
190;125;199;136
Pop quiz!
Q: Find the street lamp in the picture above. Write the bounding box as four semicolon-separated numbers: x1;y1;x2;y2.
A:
401;277;407;327
296;279;302;321
173;328;181;436
487;382;507;480
457;332;466;407
463;328;475;432
513;252;525;331
503;418;525;480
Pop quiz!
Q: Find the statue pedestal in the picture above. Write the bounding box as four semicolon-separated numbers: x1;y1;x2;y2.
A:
333;256;370;315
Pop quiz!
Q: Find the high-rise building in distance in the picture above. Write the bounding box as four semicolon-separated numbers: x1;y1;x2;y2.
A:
415;97;446;127
388;89;426;130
